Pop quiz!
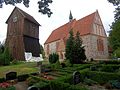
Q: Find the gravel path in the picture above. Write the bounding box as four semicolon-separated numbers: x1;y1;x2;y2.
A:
14;82;28;90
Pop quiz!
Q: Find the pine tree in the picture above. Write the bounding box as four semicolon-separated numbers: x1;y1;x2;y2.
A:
65;30;86;64
65;29;74;64
74;31;86;63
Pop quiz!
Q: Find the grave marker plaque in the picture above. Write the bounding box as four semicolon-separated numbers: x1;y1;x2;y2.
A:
73;71;81;85
6;71;17;80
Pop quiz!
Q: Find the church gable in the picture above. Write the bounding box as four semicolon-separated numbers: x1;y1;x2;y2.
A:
92;10;106;37
44;10;109;60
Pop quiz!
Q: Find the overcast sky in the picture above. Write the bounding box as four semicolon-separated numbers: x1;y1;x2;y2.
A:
0;0;115;45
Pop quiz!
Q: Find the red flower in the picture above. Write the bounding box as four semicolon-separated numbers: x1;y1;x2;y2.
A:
0;82;11;88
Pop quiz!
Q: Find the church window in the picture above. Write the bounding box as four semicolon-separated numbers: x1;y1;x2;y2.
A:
97;38;104;51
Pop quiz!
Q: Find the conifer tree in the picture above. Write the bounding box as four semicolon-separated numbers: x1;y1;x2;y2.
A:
74;31;86;63
65;30;86;64
65;29;74;64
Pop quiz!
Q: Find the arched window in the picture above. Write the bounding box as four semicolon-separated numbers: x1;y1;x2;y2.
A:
97;38;104;51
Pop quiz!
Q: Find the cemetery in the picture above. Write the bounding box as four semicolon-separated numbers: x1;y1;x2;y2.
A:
0;2;120;90
0;58;120;90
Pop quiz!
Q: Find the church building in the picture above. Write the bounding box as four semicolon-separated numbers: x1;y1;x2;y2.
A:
44;10;109;61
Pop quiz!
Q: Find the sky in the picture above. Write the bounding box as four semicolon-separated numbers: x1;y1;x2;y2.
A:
0;0;115;45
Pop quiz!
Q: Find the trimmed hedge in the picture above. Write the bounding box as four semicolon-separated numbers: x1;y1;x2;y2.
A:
34;81;50;90
0;78;5;83
85;71;120;84
0;86;16;90
17;74;29;82
50;80;69;90
100;65;120;72
101;60;120;64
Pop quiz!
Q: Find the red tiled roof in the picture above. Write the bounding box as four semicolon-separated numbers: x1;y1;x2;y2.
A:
45;11;96;44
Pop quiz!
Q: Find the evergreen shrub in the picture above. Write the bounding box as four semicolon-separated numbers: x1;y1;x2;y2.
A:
49;53;59;64
17;74;29;82
34;81;50;90
85;71;120;84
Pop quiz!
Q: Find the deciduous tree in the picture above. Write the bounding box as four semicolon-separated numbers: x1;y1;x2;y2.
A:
108;0;120;52
0;0;53;17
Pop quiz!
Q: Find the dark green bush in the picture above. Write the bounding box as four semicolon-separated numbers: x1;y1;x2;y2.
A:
83;78;97;86
0;86;16;90
57;74;73;84
17;74;29;82
86;71;120;84
50;80;69;90
104;60;120;64
0;47;12;66
34;81;50;90
0;54;4;66
26;75;41;86
49;53;59;64
3;47;12;65
67;85;88;90
109;80;120;89
100;65;114;72
0;78;5;83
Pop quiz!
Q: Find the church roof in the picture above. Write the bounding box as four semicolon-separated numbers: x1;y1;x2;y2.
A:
6;7;40;26
45;11;96;44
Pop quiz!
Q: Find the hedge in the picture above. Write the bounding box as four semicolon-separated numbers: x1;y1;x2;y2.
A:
85;71;120;84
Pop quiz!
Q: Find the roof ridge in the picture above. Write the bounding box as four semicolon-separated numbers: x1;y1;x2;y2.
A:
77;11;96;22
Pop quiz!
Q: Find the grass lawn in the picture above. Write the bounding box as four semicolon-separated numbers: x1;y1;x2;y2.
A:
0;62;39;78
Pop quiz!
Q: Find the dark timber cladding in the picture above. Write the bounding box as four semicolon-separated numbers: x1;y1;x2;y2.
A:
5;7;40;60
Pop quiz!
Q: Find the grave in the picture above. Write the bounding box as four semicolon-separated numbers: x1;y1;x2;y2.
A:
6;71;17;81
73;71;81;85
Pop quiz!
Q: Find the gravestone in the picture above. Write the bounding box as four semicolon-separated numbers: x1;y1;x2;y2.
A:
73;71;81;85
6;71;17;80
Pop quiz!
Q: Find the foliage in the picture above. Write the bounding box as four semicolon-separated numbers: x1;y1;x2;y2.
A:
109;80;120;89
107;0;120;20
0;0;53;17
40;44;45;58
49;79;88;90
0;44;4;54
65;30;86;64
83;78;97;86
100;65;120;72
49;80;69;90
34;81;50;90
65;60;72;67
0;78;5;83
67;85;88;90
3;47;12;65
0;62;38;77
85;71;120;84
102;60;120;64
74;31;86;63
109;20;120;51
50;60;61;70
0;86;15;90
38;0;53;17
114;47;120;58
108;0;120;52
17;74;29;82
0;47;12;66
26;75;41;86
65;30;74;64
49;53;59;64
